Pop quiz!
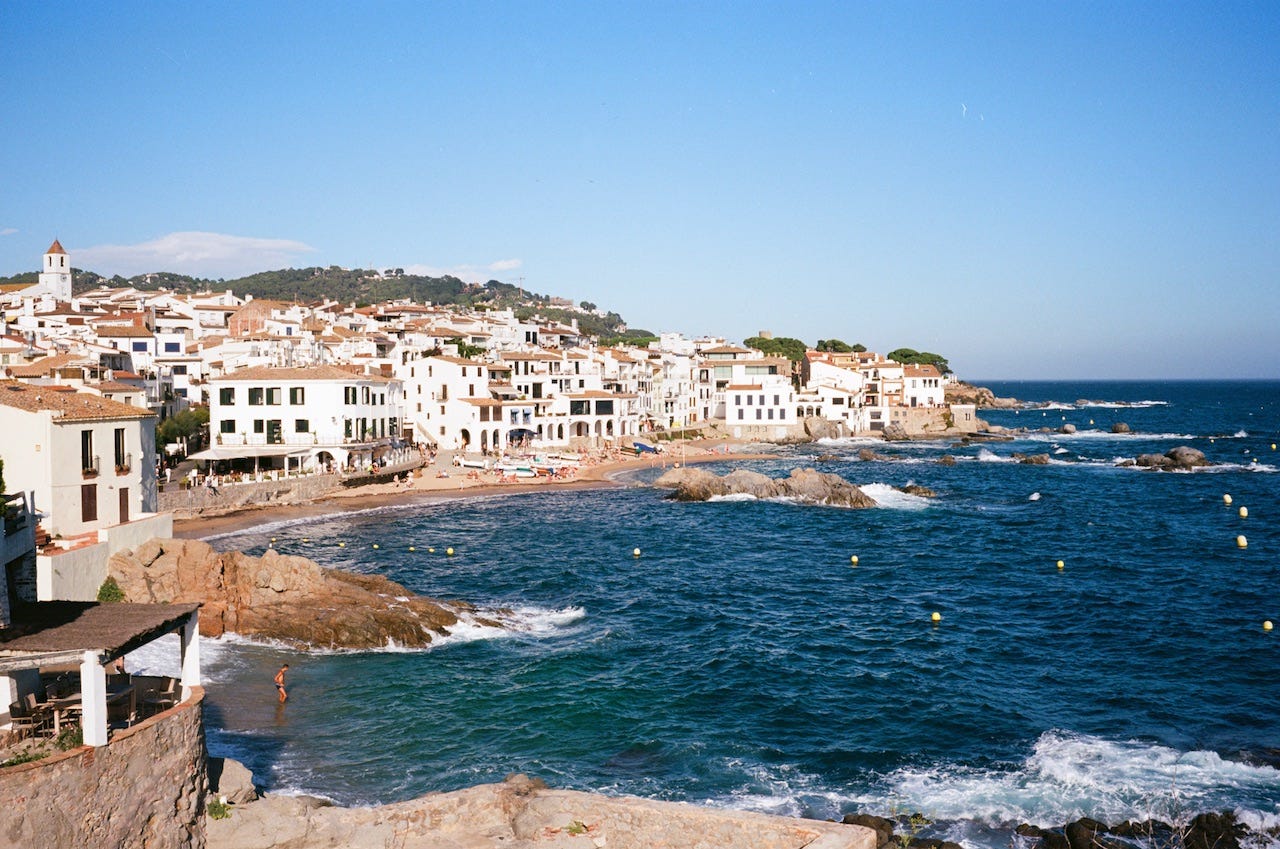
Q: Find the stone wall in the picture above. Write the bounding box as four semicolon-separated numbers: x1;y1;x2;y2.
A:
158;474;341;518
0;687;207;849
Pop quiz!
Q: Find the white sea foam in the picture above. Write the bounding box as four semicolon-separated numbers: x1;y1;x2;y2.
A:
435;605;587;647
862;483;932;511
708;493;760;502
850;731;1280;829
976;449;1016;464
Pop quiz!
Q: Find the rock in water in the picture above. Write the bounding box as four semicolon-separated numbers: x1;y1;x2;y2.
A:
654;467;876;508
109;538;479;649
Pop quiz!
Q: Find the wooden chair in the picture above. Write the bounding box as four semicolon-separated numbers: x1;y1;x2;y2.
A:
140;678;178;715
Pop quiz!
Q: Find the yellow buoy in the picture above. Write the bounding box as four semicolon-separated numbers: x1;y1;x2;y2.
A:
850;555;859;565
1089;419;1094;425
428;547;435;553
372;543;380;549
1264;620;1274;631
408;546;416;552
338;542;345;547
1272;443;1276;450
930;611;942;623
1239;506;1249;518
1236;535;1248;549
633;548;641;557
446;547;455;556
1223;494;1233;505
1056;560;1065;570
303;537;310;543
271;537;276;543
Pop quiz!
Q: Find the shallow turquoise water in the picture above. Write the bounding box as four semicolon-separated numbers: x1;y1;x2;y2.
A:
165;381;1280;844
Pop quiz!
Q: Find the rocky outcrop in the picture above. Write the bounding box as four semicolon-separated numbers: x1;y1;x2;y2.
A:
804;416;845;441
1111;422;1131;434
209;756;259;805
1121;446;1212;471
1014;813;1249;849
108;538;478;649
1015;453;1052;465
207;773;875;849
945;382;1019;409
882;422;910;442
654;467;877;508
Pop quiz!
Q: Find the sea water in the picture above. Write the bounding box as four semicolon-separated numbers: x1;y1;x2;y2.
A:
132;381;1280;846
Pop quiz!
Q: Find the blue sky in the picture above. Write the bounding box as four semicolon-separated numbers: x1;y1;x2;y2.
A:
2;2;1277;379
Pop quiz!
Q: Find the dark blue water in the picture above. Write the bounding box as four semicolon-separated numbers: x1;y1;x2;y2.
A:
140;381;1280;843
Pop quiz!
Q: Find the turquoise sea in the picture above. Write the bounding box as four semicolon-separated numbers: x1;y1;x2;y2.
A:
134;380;1280;846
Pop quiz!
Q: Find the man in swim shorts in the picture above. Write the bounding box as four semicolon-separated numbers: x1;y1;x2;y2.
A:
275;664;289;703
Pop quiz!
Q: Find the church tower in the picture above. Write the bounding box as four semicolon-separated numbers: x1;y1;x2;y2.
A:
38;239;73;300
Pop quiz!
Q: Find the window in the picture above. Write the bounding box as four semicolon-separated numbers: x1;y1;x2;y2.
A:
768;409;774;420
220;387;235;405
253;419;265;434
774;395;780;406
737;410;744;420
344;386;357;404
81;430;95;473
172;365;187;375
114;428;126;469
756;409;762;420
289;387;305;405
362;387;370;404
295;419;309;433
164;342;180;353
344;419;352;438
220;420;235;434
266;387;282;405
132;341;148;352
81;484;97;522
248;388;264;405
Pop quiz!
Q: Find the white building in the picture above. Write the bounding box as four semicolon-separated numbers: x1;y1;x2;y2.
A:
206;365;404;472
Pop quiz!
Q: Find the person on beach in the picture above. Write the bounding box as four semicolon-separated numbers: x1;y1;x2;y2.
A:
274;664;289;702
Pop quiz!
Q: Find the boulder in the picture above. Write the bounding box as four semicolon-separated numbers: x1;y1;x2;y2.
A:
842;813;894;847
937;454;957;466
656;467;876;508
804;417;845;441
1059;424;1077;434
859;448;888;461
898;484;936;498
1111;422;1131;434
1185;812;1244;849
109;539;481;649
882;423;910;442
1134;446;1211;471
1016;453;1052;465
209;756;259;805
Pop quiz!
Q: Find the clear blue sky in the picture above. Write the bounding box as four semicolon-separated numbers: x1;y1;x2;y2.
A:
2;2;1277;379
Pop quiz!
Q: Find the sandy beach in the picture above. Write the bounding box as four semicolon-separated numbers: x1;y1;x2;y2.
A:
173;439;776;540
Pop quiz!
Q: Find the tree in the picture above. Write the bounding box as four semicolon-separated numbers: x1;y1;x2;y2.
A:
156;406;210;450
887;348;951;374
580;301;597;311
816;338;852;353
743;336;808;362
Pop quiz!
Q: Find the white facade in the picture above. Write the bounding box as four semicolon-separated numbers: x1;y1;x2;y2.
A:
208;365;403;471
0;381;159;540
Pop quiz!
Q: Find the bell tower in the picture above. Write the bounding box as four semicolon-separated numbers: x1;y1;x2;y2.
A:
38;239;73;300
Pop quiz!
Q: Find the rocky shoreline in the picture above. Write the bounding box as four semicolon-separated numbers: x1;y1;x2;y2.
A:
108;538;482;649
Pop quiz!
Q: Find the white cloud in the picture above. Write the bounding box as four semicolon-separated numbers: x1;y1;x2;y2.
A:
399;258;523;282
72;231;315;278
0;228;17;236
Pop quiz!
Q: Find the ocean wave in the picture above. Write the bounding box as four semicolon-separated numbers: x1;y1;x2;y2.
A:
854;731;1280;829
862;483;932;511
708;493;761;502
435;605;588;647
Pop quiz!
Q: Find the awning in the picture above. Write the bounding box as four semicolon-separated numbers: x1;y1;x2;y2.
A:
187;446;311;461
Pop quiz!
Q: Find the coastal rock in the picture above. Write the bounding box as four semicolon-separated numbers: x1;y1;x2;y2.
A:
208;774;875;849
1111;422;1131;434
816;453;842;463
1059;424;1077;434
898;484;936;498
859;448;888;462
209;756;259;805
109;538;477;649
804;416;845;441
842;814;894;847
945;382;1020;409
654;467;877;508
1185;811;1245;849
882;423;910;442
1133;446;1211;471
1016;453;1052;465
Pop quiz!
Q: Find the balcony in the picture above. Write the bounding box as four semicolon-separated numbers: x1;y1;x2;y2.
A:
81;456;100;479
114;453;132;475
